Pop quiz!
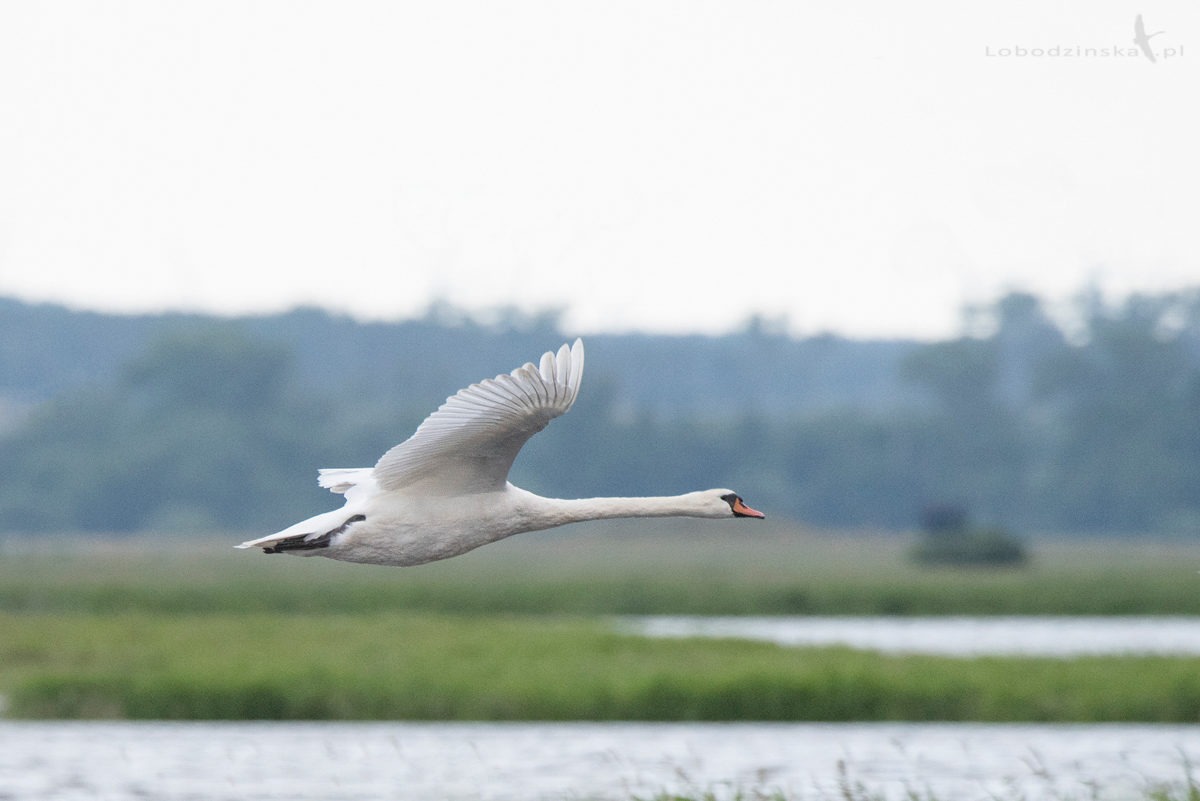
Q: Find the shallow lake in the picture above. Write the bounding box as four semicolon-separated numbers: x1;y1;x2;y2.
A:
623;615;1200;656
1;721;1197;801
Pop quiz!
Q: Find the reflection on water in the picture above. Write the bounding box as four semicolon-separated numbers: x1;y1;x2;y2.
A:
0;721;1196;801
624;615;1200;656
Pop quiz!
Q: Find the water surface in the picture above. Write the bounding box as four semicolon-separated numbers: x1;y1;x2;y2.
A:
624;615;1200;656
1;721;1196;801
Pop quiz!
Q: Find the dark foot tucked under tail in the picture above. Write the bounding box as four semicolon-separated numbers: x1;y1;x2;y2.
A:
262;515;365;554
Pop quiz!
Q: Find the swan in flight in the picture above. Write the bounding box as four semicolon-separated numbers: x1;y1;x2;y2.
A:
237;339;763;566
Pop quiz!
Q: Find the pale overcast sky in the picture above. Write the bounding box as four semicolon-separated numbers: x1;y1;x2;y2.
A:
1;1;1197;339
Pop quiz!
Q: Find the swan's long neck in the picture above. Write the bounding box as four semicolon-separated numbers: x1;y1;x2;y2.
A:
529;491;714;528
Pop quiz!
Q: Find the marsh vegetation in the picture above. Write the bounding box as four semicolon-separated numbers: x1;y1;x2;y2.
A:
2;526;1198;723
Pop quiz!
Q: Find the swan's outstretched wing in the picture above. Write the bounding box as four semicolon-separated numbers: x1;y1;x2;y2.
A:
373;339;584;495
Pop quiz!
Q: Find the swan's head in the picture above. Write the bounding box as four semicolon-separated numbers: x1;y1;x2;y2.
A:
706;490;765;519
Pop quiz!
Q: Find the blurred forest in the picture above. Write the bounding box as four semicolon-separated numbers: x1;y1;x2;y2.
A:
1;287;1198;537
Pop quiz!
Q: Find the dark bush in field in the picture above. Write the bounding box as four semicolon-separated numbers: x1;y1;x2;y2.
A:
911;505;1028;567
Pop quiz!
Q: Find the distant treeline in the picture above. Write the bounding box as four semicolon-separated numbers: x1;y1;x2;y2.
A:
1;288;1198;535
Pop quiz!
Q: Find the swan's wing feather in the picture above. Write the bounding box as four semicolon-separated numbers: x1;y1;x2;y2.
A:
318;467;373;495
373;339;584;495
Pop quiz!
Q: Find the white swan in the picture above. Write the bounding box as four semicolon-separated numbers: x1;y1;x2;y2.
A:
237;339;763;566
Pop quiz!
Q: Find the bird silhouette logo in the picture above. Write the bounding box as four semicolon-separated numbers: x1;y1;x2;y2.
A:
1133;14;1165;62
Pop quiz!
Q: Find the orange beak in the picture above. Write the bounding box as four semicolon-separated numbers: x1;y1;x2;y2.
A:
733;498;765;518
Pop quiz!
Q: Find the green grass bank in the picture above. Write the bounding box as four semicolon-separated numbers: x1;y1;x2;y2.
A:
3;523;1200;616
4;611;1200;722
3;526;1199;722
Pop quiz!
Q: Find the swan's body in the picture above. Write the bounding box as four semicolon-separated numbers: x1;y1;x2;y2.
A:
237;339;763;566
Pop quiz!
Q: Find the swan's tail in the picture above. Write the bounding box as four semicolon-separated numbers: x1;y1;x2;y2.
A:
237;468;377;553
235;508;358;553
